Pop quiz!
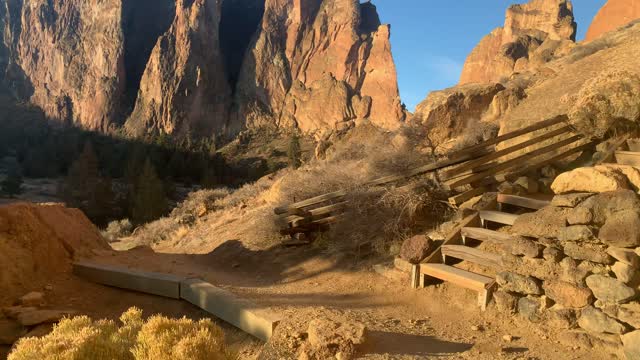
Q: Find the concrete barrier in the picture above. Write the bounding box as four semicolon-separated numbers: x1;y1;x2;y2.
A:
180;278;281;341
72;262;184;299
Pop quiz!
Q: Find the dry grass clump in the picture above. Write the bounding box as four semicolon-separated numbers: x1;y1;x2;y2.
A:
102;219;133;242
9;308;235;360
567;70;640;139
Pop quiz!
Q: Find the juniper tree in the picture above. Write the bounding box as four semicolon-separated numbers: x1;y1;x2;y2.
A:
287;132;302;169
131;158;167;224
1;162;23;197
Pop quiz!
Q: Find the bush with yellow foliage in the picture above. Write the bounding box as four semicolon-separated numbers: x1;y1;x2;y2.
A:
8;308;236;360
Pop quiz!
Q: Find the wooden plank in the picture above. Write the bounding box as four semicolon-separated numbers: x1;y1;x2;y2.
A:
615;151;640;167
420;263;494;292
446;135;583;189
284;201;347;226
595;135;630;165
448;116;566;159
479;210;519;226
394;257;413;273
72;262;184;299
448;186;487;206
441;245;502;268
274;190;347;215
461;227;513;244
445;125;572;178
180;279;281;341
497;193;550;210
421;213;481;266
411;264;421;289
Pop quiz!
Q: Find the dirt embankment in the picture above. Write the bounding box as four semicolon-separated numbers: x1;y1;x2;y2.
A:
0;202;109;305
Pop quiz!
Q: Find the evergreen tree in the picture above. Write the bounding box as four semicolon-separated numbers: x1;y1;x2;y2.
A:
287;132;302;169
61;141;99;206
131;158;167;224
1;163;23;197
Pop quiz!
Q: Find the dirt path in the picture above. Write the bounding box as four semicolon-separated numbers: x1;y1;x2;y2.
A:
84;243;611;360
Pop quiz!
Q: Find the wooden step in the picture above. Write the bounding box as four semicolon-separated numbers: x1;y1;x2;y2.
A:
441;245;502;268
615;151;640;167
461;227;512;244
479;210;519;226
420;263;495;310
497;193;550;210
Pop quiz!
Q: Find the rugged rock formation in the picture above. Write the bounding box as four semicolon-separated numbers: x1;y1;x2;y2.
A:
459;0;576;85
585;0;640;41
236;0;405;133
4;0;126;131
125;0;232;138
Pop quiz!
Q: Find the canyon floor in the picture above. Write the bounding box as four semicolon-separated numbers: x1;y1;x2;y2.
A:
48;242;609;360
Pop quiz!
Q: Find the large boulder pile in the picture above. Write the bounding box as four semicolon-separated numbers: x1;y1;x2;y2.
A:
496;188;640;356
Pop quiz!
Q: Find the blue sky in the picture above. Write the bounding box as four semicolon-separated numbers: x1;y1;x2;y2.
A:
371;0;607;111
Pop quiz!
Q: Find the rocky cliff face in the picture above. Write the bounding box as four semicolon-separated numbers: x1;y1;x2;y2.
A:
3;0;126;131
236;0;405;133
459;0;576;85
124;0;231;138
585;0;640;41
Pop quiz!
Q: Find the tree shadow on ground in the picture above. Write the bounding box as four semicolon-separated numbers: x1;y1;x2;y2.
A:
365;330;473;357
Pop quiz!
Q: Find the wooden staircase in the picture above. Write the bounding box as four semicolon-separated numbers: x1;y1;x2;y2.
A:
416;193;551;310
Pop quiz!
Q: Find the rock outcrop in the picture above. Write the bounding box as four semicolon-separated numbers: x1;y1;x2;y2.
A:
236;0;405;133
125;0;231;139
459;0;576;85
585;0;640;41
3;0;126;131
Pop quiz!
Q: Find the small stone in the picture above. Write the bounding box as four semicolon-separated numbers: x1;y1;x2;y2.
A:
551;193;594;208
566;207;593;225
502;334;514;342
599;210;640;248
586;275;636;304
578;306;626;334
612;262;637;284
493;290;518;313
2;306;38;319
540;165;558;179
19;292;45;307
607;247;640;268
471;325;481;331
618;303;640;328
547;305;577;329
496;272;542;295
543;280;593;308
543;246;564;262
514;176;539;194
510;237;543;258
558;226;595;242
44;285;53;292
399;235;433;264
563;243;613;264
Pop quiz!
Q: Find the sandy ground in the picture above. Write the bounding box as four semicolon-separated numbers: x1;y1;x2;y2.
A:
68;242;613;360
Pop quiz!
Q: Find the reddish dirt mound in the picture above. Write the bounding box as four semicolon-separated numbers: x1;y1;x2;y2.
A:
0;202;108;305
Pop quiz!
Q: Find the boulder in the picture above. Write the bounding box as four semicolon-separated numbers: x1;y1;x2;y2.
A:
563;243;613;264
551;167;630;194
566;207;593;225
514;176;539;194
586;275;636;304
558;225;595;242
543;246;564;262
493;290;518;313
510;237;543;258
618;303;640;328
496;272;542;295
543;281;593;308
518;296;543;322
399;235;433;264
578;190;640;226
622;330;640;360
578;306;626;334
511;206;570;239
599;210;640;248
547;305;577;329
551;193;594;208
608;247;640;268
612;262;638;284
586;0;640;41
306;318;367;360
15;309;77;327
19;292;45;307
